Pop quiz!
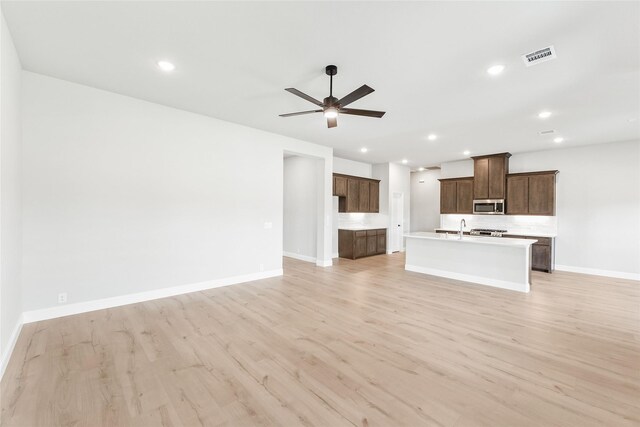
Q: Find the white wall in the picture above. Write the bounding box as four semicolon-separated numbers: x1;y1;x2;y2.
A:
0;10;23;373
333;156;371;178
422;141;640;278
21;72;333;313
410;169;441;232
283;156;318;261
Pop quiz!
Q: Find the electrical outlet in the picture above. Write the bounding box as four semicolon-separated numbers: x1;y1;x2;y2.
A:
263;222;272;229
58;293;67;304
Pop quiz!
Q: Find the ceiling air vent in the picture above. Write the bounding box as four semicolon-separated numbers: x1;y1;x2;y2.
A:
522;45;557;67
539;129;555;135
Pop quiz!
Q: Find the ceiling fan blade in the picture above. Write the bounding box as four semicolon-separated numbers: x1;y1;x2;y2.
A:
339;108;386;118
279;109;322;117
327;117;337;128
337;84;374;107
285;88;324;107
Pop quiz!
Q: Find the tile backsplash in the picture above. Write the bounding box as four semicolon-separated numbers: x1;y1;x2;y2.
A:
440;214;557;235
338;212;389;229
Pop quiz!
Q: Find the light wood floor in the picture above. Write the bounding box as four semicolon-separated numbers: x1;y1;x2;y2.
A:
1;254;639;426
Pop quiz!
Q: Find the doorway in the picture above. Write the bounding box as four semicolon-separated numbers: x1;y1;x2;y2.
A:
281;151;332;268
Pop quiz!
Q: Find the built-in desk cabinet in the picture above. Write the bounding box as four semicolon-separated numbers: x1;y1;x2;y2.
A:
339;229;387;259
333;173;380;213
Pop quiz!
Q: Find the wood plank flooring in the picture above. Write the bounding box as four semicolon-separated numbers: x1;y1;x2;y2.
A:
1;253;639;426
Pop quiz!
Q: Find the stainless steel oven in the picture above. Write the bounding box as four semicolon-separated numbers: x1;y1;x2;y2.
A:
473;199;505;215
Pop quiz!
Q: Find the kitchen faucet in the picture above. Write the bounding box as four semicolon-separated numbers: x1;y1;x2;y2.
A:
459;219;466;239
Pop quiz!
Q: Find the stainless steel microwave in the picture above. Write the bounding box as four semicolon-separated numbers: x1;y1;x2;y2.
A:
473;199;505;215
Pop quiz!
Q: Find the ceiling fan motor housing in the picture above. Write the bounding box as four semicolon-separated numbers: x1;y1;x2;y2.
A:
324;96;339;107
325;65;337;76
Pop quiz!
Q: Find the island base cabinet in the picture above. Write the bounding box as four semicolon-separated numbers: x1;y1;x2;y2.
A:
339;229;387;260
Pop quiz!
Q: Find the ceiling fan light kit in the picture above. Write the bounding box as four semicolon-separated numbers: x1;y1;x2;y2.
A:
280;65;386;128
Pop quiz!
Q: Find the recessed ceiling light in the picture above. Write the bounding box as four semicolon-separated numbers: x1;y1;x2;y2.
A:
418;167;425;171
538;111;552;119
157;60;175;72
487;65;505;76
463;150;471;155
360;147;368;153
427;134;437;141
402;159;408;164
553;137;564;143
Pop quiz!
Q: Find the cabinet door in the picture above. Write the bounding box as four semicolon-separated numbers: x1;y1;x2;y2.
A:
354;236;367;258
528;174;555;215
473;158;489;199
358;180;370;212
488;156;506;199
531;244;551;272
367;235;377;256
334;176;347;197
369;181;379;213
377;232;386;254
506;176;529;214
346;179;359;212
456;180;473;213
440;181;457;214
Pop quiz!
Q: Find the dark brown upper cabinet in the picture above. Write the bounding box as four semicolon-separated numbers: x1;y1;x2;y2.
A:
358;180;370;212
333;173;381;213
334;175;347;197
369;181;380;212
506;171;558;216
439;177;473;214
472;153;511;200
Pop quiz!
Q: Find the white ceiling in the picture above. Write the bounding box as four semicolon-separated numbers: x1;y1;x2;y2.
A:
3;1;639;167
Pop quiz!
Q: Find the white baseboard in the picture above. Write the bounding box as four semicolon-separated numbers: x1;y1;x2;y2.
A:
316;259;332;267
22;269;283;324
405;264;530;293
282;251;316;263
555;265;640;281
332;252;338;259
0;314;24;380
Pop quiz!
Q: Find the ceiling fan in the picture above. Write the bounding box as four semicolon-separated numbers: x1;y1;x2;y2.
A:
280;65;385;128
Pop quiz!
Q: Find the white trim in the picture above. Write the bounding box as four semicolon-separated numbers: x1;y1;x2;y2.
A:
22;269;283;324
555;265;640;281
0;314;24;380
316;259;332;267
283;251;316;263
405;264;530;293
332;252;338;259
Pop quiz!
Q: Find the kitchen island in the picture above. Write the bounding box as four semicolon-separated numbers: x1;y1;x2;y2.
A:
404;232;537;292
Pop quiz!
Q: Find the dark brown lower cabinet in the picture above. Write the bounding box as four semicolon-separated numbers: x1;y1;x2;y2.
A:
354;231;367;258
339;228;387;260
377;232;386;254
505;235;554;273
532;244;551;272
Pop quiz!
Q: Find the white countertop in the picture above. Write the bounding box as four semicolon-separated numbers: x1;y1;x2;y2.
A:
339;226;386;231
405;232;536;247
434;228;557;238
